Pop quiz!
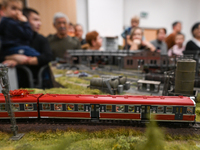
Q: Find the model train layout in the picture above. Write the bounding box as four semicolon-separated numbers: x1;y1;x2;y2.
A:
0;90;196;124
66;49;178;72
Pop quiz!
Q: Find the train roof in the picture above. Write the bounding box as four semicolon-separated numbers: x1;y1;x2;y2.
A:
39;94;196;106
0;93;43;103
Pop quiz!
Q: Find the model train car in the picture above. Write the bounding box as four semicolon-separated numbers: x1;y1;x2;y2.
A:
0;92;196;124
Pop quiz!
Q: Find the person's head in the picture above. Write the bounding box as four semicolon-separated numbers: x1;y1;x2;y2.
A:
86;31;102;50
67;22;75;37
157;28;167;41
53;12;69;37
2;0;23;20
191;22;200;39
131;16;140;28
175;33;184;46
75;24;83;40
23;8;41;32
130;27;143;41
172;21;182;33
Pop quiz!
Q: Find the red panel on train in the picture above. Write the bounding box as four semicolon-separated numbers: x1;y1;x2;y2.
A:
39;94;195;106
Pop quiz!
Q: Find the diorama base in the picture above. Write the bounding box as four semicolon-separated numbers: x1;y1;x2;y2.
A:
10;133;24;141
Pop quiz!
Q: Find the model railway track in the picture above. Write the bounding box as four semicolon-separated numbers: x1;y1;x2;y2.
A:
0;119;144;126
1;119;200;136
0;119;196;127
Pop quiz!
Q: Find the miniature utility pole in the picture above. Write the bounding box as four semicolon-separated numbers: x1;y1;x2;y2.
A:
0;65;24;140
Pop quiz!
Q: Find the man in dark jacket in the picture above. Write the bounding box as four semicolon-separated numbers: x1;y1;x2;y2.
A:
0;8;53;88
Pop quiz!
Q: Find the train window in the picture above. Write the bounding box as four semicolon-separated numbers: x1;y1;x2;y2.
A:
116;105;124;112
187;107;193;114
128;106;135;113
136;107;140;113
180;108;183;114
12;104;19;111
0;104;5;111
157;106;164;113
43;104;50;110
96;105;99;111
54;104;62;111
166;106;173;114
91;105;94;111
86;106;89;112
147;106;150;113
176;107;178;113
66;104;74;111
142;106;145;113
106;105;112;112
25;104;33;111
101;106;105;112
151;106;157;113
78;105;84;111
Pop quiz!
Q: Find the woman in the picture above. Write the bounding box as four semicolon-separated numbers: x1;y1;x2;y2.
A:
83;31;103;50
185;22;200;52
128;27;155;52
85;31;102;50
85;31;103;65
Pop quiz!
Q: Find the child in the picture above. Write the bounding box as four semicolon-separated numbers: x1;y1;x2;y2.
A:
0;0;40;57
168;33;185;56
128;27;155;52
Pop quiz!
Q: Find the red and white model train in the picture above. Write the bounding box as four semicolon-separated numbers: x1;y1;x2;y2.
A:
0;91;196;124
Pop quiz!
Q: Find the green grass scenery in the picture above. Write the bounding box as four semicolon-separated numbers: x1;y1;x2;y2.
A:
1;122;200;150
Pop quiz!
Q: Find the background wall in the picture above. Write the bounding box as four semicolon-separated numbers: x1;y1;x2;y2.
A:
27;0;77;36
87;0;123;44
76;0;88;38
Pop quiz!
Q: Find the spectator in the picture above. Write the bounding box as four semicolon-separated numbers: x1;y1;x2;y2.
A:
47;12;81;59
0;0;40;58
75;24;86;45
1;7;53;88
67;22;75;37
2;8;53;67
85;31;103;65
121;16;140;49
0;4;4;21
151;28;168;55
165;21;182;49
22;8;53;66
128;27;155;52
168;33;185;56
185;22;200;52
86;31;102;50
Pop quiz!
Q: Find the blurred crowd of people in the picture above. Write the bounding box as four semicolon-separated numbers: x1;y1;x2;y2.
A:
123;16;200;57
0;0;200;88
0;0;200;65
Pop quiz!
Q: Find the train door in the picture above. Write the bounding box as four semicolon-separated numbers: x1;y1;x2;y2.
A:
141;105;150;120
90;104;99;119
174;107;183;120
